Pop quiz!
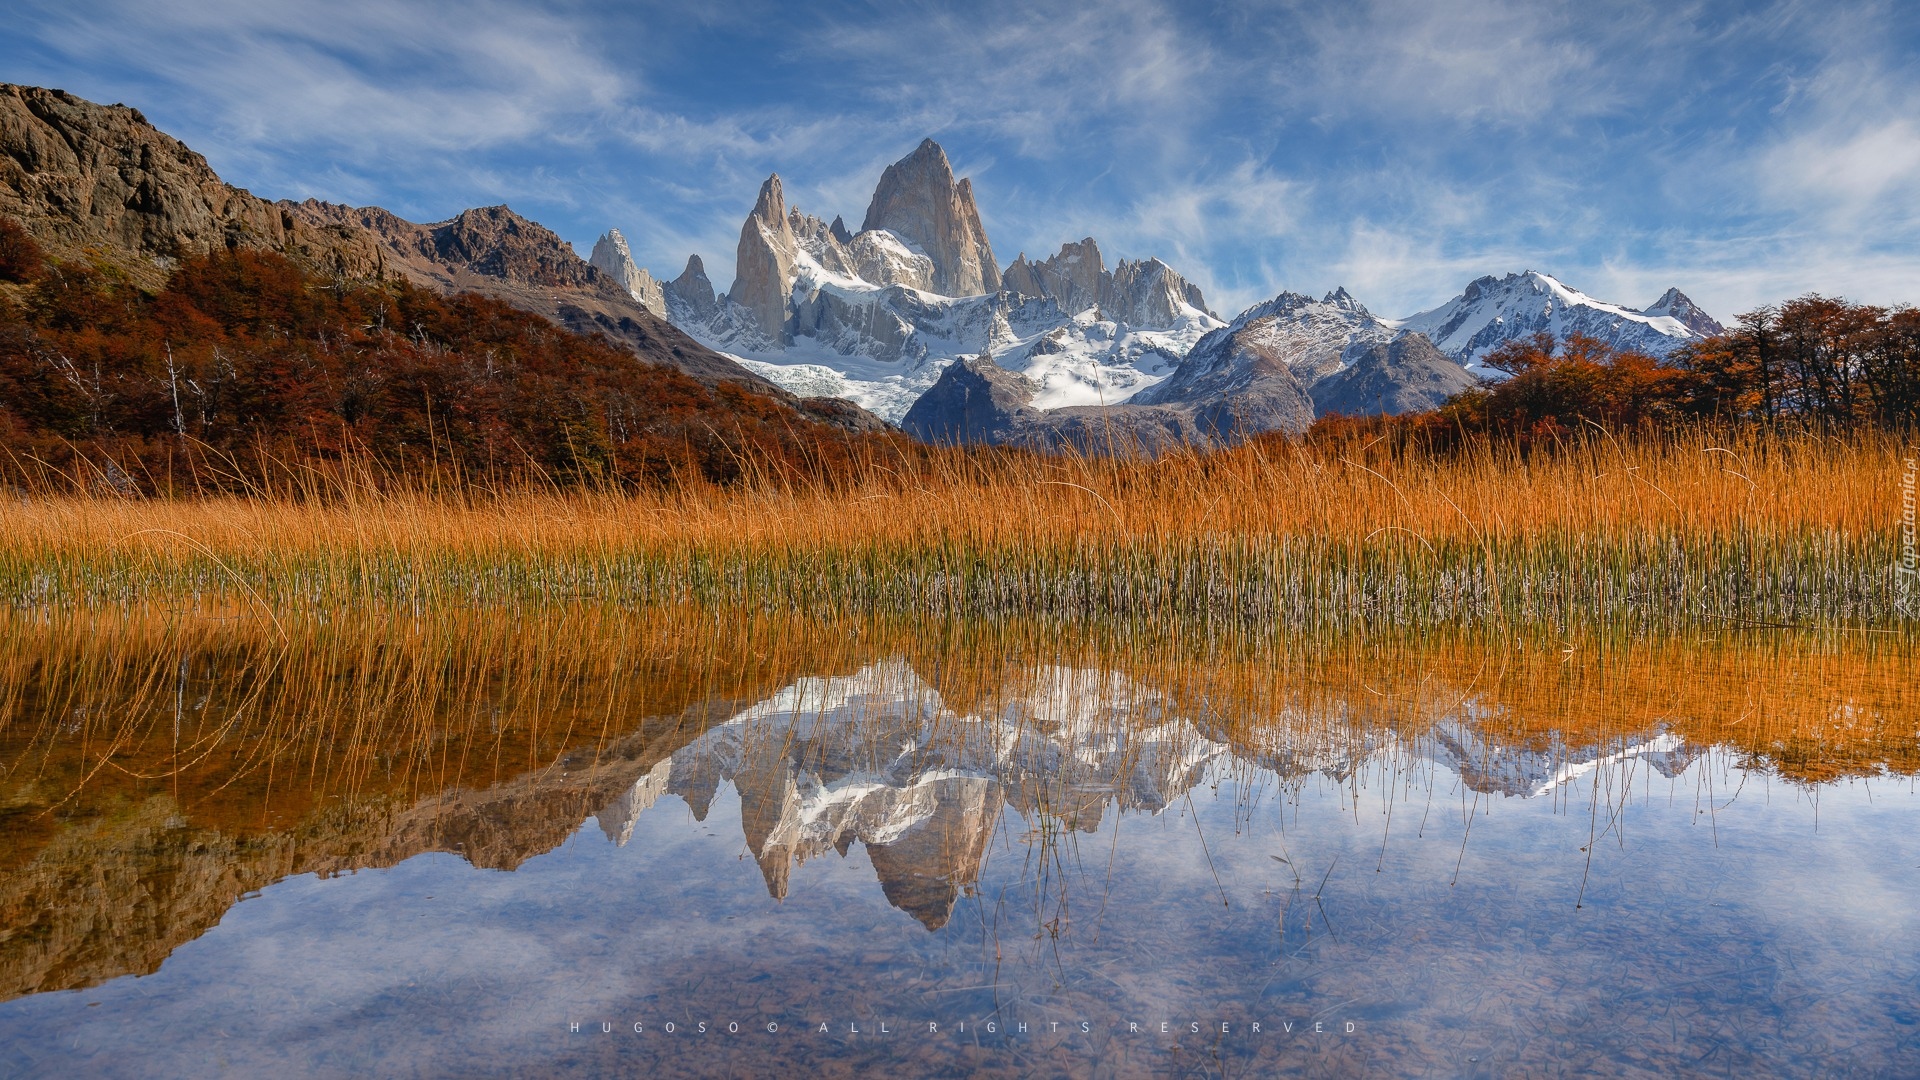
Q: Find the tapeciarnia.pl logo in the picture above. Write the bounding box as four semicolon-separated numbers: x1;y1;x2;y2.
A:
1899;455;1917;600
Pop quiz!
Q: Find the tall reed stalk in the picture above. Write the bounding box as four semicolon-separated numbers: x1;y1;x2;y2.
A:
2;425;1912;628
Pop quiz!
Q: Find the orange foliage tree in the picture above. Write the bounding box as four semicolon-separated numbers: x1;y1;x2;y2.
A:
0;236;901;493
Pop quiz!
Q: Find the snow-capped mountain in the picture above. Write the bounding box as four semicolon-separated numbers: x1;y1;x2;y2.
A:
900;285;1479;448
1397;271;1725;373
604;140;1221;423
593;149;1728;433
1142;288;1476;421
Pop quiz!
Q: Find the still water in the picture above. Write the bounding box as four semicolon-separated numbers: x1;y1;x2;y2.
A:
0;613;1913;1077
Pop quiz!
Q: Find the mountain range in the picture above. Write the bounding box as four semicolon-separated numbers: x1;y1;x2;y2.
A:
613;140;1726;445
1;82;1729;452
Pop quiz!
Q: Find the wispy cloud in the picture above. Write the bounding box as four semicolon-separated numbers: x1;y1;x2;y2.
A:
20;0;627;152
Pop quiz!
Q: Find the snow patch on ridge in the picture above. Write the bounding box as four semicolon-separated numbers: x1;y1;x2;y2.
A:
1396;271;1721;374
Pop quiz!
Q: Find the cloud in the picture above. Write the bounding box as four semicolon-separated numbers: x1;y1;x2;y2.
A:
807;0;1219;162
16;0;629;156
1266;0;1684;129
1754;53;1920;230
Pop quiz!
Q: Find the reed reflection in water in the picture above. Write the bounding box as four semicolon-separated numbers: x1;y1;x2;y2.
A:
0;610;1913;1077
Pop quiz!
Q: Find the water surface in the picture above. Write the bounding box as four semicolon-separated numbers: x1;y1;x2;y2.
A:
0;614;1913;1077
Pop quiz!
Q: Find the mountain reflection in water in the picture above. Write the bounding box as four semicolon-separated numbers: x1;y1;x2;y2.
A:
604;661;1699;930
0;611;1913;1078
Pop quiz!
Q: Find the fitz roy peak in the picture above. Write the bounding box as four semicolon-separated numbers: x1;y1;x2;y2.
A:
861;138;1001;297
650;138;1225;423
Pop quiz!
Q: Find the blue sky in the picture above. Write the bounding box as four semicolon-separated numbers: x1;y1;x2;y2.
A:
4;0;1917;321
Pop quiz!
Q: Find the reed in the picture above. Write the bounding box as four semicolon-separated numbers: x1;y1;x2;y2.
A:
2;424;1912;628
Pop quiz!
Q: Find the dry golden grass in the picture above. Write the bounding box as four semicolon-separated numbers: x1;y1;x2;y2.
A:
1;605;1910;848
3;425;1913;625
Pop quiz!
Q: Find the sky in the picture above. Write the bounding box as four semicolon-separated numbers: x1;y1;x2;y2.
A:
4;0;1917;321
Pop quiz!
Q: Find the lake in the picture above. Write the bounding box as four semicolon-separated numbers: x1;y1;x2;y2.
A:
0;610;1913;1077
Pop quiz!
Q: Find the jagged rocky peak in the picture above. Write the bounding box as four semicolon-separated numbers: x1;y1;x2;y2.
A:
829;215;853;245
588;228;665;316
665;253;717;320
787;206;859;278
1642;287;1726;338
1001;240;1213;329
432;206;599;288
1107;257;1209;328
728;173;800;341
1001;253;1040;297
1007;237;1106;315
1323;286;1363;309
861;138;1001;297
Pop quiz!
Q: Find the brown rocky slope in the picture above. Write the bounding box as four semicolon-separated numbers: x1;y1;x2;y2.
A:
0;83;883;431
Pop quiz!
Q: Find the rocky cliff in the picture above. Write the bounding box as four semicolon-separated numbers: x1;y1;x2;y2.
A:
860;138;1000;297
0;83;382;289
664;254;719;321
1001;237;1214;326
728;174;800;344
588;227;666;316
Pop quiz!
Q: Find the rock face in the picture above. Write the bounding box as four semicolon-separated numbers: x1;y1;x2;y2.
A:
1308;335;1480;417
1004;238;1106;314
728;174;800;344
1106;257;1213;327
588;228;666;316
663;254;718;322
1001;238;1214;326
1399;271;1724;371
903;354;1213;452
0;83;382;289
860;139;1000;297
